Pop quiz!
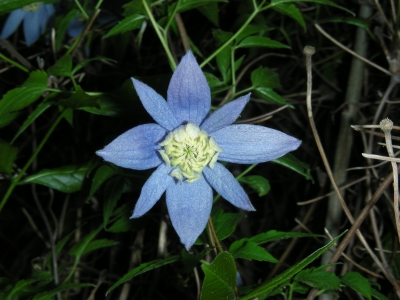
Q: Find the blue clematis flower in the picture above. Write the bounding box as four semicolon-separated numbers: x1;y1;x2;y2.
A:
1;2;55;46
96;51;301;249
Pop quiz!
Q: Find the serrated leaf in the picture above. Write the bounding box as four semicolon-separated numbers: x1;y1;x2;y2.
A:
0;71;48;118
341;272;371;299
200;252;236;300
251;66;280;89
254;87;292;107
19;165;88;193
80;239;118;255
59;86;99;109
103;177;125;229
237;36;290;49
47;55;72;77
213;207;242;241
11;102;51;143
240;231;347;300
104;14;145;38
273;4;306;31
32;283;94;300
231;241;278;263
238;175;270;197
106;255;180;295
295;270;340;290
0;139;17;174
273;153;312;180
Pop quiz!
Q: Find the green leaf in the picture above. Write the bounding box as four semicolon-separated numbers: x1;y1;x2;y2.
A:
268;0;354;16
104;14;145;38
321;16;374;40
254;87;292;107
197;2;219;26
11;102;51;143
80;239;118;255
231;241;278;263
47;55;72;77
238;175;270;197
371;288;389;300
295;269;341;290
240;231;347;299
0;111;20;128
32;283;95;300
0;0;56;13
216;46;231;82
88;164;118;200
106;255;180;295
212;29;233;44
0;71;48;118
181;248;211;273
108;215;132;233
200;252;236;300
58;86;99;109
272;153;312;181
19;165;88;193
5;279;37;299
213;207;242;241
237;36;290;49
341;272;371;299
177;0;227;13
103;177;125;229
0;139;17;175
69;228;102;257
273;4;306;31
235;25;271;44
204;72;225;89
72;56;116;75
251;66;280;89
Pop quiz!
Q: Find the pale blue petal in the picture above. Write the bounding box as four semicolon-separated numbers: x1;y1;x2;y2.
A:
68;18;84;38
211;124;301;164
166;177;212;249
1;9;26;39
38;4;54;35
131;164;174;218
201;94;250;133
203;162;255;211
96;124;166;170
132;78;180;131
167;51;210;125
23;11;42;46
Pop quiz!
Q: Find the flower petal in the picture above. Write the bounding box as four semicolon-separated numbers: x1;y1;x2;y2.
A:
203;162;255;211
132;78;180;131
23;11;42;46
166;177;212;249
131;163;174;218
167;51;210;125
38;4;54;35
201;94;250;133
211;124;301;164
1;9;25;39
96;123;167;170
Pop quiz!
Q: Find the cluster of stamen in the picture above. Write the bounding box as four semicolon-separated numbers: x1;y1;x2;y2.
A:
22;2;42;12
159;123;222;183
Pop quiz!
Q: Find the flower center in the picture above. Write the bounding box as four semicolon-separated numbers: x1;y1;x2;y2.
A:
158;123;222;183
22;2;42;12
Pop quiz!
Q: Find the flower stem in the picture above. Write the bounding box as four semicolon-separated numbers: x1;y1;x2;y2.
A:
0;52;29;73
74;0;89;19
142;0;177;70
0;109;67;214
207;217;223;253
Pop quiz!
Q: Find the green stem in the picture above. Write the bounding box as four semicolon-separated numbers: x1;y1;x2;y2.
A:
200;0;266;68
74;0;89;19
233;86;254;97
142;0;177;70
0;110;67;213
0;53;29;73
164;0;181;31
230;47;236;101
94;0;104;10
